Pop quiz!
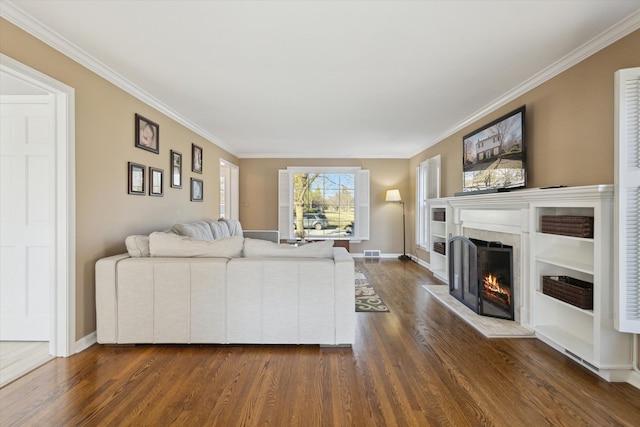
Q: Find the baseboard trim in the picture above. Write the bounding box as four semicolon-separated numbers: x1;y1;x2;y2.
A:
627;369;640;390
75;331;97;354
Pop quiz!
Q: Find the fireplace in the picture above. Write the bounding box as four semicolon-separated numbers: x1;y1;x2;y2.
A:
448;237;514;320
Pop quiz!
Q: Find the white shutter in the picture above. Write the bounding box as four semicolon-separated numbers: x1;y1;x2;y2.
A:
354;169;370;240
614;67;640;333
278;170;293;240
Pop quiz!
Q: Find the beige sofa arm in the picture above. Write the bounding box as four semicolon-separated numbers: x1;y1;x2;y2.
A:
333;247;355;344
95;253;130;343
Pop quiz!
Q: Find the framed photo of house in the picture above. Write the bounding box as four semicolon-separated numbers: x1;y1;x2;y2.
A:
128;162;145;195
149;167;164;197
170;150;182;188
191;178;203;202
192;144;203;173
135;114;159;154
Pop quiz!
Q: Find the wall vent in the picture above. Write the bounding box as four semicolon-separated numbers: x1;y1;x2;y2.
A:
363;250;381;258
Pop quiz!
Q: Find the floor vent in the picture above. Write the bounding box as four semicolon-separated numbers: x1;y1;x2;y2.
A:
363;250;381;258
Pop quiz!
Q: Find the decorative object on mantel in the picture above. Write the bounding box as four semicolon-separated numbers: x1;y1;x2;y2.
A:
127;162;145;195
355;269;389;312
385;189;410;261
135;113;159;154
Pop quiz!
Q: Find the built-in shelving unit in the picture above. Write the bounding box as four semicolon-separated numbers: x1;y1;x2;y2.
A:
427;185;634;382
530;200;632;381
429;203;448;283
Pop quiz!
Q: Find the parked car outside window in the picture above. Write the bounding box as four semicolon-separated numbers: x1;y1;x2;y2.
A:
294;213;329;230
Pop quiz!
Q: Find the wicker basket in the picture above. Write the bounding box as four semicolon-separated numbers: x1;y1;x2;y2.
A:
433;241;446;255
433;211;446;222
542;276;593;309
541;215;593;238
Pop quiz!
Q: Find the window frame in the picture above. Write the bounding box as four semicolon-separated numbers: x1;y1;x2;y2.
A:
278;167;369;241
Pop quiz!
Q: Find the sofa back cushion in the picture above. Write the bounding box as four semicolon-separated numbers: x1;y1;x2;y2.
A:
243;238;334;258
149;232;244;258
170;221;214;241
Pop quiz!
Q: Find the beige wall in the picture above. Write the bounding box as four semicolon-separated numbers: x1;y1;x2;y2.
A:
1;19;238;340
409;29;640;264
239;158;410;255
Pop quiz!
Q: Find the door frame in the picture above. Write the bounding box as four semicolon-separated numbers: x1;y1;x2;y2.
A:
1;53;76;357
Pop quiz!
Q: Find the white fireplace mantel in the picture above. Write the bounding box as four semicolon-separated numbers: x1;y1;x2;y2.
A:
427;184;633;382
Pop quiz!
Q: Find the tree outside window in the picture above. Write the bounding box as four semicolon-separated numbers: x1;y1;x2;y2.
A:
293;172;355;239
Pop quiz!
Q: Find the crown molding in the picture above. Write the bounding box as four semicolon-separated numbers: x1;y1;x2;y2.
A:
0;0;238;156
410;9;640;159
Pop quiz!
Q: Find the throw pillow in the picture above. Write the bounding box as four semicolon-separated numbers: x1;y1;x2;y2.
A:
125;235;150;257
243;238;334;258
149;232;244;258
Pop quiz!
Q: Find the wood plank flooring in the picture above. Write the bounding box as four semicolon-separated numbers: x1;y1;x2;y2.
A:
1;259;639;426
0;341;52;388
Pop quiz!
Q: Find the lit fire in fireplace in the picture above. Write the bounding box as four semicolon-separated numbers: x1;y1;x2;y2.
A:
482;274;511;307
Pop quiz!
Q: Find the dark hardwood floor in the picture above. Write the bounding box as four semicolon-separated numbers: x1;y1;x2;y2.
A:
2;259;639;426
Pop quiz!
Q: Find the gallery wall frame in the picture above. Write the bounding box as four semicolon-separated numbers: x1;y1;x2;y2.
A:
149;167;164;197
192;143;203;174
135;113;159;154
170;150;182;188
128;162;145;195
191;178;203;202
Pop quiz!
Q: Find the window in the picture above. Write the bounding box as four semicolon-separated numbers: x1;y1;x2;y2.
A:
416;155;441;249
278;167;369;241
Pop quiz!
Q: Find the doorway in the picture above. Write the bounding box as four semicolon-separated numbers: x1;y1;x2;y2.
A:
219;159;239;220
0;54;75;385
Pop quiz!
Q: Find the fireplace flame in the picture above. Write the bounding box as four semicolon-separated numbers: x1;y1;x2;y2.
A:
483;273;511;306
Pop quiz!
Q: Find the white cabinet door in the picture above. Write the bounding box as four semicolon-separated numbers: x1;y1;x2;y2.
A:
0;95;55;340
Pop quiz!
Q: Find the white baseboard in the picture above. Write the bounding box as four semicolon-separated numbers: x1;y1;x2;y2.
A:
75;331;97;354
627;369;640;390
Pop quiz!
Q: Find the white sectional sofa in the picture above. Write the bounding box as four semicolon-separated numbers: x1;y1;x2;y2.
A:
95;220;355;346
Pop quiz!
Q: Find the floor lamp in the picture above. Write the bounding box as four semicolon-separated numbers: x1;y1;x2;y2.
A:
386;189;411;261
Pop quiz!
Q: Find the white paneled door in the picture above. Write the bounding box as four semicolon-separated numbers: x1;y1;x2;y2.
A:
0;95;55;340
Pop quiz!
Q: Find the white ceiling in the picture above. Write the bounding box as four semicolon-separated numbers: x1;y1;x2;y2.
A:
3;1;640;158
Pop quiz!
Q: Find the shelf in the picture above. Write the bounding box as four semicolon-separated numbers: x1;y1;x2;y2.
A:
537;232;593;243
535;325;594;363
432;233;447;239
535;255;594;275
536;291;594;317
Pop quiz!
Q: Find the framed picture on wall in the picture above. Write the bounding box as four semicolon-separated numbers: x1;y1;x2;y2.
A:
128;162;145;195
191;178;203;202
170;150;182;188
135;114;159;154
149;167;164;197
192;144;203;174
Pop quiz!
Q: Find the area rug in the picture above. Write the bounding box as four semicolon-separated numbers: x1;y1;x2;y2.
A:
422;285;534;338
355;269;389;312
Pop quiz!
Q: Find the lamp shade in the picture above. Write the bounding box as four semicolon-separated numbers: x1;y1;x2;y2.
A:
385;189;402;202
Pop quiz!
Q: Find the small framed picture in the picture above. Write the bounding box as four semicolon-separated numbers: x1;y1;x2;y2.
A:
170;150;182;188
192;143;203;174
191;178;203;202
128;162;145;195
135;114;159;154
149;167;164;197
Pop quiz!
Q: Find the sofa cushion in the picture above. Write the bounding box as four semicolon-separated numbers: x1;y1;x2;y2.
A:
218;218;244;236
170;221;214;241
209;221;231;239
149;232;244;258
243;238;334;258
125;235;150;257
